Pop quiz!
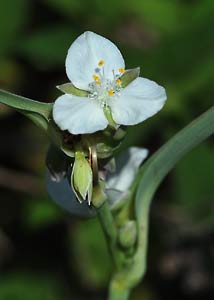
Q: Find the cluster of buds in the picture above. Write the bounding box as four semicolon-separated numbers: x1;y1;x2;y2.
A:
47;122;127;207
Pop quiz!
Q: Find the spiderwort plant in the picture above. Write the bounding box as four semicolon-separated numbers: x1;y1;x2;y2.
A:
52;31;166;206
0;31;213;300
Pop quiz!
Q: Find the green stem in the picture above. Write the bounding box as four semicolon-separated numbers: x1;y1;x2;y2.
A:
97;201;131;300
92;184;131;300
95;107;214;299
108;278;130;300
96;201;119;267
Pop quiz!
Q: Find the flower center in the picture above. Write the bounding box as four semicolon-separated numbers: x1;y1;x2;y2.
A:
88;60;125;107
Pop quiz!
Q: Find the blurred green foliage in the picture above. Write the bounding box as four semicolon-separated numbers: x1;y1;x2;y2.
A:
174;144;214;225
71;218;111;288
0;274;61;300
0;0;213;299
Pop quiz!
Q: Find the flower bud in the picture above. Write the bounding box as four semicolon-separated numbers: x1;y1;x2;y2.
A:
118;221;137;249
71;151;93;205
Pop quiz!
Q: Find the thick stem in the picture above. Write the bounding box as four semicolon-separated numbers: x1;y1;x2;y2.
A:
97;202;131;300
92;184;131;299
108;278;130;300
96;201;120;268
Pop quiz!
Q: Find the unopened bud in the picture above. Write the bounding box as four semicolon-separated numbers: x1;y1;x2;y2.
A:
71;151;93;205
118;221;137;249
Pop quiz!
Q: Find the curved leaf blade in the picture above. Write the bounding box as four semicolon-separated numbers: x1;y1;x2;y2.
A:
0;89;53;120
121;107;214;288
136;106;214;204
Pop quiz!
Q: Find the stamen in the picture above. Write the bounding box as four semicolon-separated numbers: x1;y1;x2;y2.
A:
116;79;121;85
93;74;100;81
119;68;125;73
95;81;101;85
108;89;114;96
98;60;104;67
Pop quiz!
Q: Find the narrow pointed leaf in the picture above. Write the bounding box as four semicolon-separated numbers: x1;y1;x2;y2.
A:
0;89;53;120
133;107;214;283
119;107;214;287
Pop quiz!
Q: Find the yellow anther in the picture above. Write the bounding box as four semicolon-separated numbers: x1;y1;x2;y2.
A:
119;68;125;73
95;81;101;85
93;74;100;81
108;89;114;96
98;60;104;67
116;79;121;85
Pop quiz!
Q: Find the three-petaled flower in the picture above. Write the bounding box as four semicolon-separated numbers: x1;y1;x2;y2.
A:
53;31;167;135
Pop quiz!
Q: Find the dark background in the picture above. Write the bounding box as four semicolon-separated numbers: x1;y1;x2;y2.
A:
0;0;213;299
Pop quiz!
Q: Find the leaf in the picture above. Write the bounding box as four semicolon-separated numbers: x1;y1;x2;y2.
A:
0;89;53;130
120;107;214;287
0;90;78;158
0;89;53;118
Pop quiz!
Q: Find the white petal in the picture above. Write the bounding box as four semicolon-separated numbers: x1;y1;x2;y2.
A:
65;31;125;90
106;147;149;192
46;171;96;217
110;77;167;125
53;94;108;134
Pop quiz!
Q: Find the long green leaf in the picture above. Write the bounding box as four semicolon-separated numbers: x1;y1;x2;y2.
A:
0;89;53;120
132;106;214;284
116;107;214;288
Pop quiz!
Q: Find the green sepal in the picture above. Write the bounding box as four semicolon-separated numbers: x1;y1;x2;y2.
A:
120;67;140;88
84;130;124;159
57;82;89;97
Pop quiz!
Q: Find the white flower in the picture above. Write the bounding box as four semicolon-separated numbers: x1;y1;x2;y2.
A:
105;147;148;207
106;147;148;190
53;31;167;135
